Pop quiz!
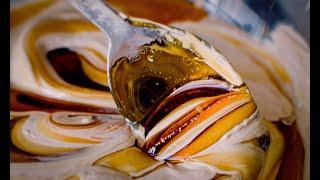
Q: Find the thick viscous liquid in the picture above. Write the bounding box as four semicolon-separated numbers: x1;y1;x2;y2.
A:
110;40;223;124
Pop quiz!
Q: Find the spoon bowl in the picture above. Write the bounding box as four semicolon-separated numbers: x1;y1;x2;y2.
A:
68;0;246;146
68;0;242;85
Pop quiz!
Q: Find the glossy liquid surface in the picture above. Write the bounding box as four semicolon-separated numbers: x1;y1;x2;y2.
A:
110;40;221;123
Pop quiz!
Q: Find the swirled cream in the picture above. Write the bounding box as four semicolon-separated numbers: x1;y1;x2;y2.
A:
10;0;309;180
172;18;309;180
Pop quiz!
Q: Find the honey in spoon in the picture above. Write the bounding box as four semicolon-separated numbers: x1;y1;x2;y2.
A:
110;39;221;124
69;0;267;162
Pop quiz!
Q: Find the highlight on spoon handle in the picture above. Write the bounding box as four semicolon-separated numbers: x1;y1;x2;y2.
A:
68;0;130;47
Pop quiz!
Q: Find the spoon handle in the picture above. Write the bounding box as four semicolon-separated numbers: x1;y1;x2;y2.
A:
68;0;131;50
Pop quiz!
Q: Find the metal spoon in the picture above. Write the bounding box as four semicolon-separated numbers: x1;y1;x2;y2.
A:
68;0;166;73
68;0;243;89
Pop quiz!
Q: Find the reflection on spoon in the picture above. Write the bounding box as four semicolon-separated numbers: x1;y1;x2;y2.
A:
68;0;244;124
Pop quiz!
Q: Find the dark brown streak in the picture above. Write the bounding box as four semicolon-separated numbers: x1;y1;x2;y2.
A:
142;87;230;135
47;48;109;92
142;92;229;157
10;90;119;114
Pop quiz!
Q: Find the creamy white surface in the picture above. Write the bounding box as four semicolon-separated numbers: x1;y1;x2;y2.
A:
173;18;310;180
10;0;309;179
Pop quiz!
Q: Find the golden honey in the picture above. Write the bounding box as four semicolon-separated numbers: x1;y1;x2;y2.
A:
110;40;222;123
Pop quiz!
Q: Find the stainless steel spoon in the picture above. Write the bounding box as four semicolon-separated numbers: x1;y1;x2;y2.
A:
68;0;243;89
68;0;165;72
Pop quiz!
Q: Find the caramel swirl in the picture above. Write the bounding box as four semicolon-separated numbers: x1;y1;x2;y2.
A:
10;0;308;179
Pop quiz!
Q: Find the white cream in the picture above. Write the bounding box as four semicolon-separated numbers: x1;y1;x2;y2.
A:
173;18;309;180
10;1;116;108
10;0;309;179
